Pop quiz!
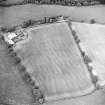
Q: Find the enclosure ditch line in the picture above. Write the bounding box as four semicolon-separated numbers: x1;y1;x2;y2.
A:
68;22;100;90
1;34;45;105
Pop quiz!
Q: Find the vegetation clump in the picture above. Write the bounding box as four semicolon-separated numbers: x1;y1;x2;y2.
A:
22;19;35;28
0;26;17;33
0;27;8;33
90;19;96;24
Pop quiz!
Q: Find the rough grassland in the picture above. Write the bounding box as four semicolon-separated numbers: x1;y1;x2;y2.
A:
0;38;34;105
0;5;105;27
71;22;105;87
14;21;94;102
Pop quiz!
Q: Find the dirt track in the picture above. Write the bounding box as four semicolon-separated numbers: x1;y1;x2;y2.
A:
44;86;105;105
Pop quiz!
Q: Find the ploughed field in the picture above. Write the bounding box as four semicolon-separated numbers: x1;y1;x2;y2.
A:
0;5;105;27
14;21;94;102
71;22;105;87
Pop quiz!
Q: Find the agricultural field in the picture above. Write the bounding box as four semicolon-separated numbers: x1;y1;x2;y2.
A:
0;5;105;27
14;21;94;102
71;22;105;87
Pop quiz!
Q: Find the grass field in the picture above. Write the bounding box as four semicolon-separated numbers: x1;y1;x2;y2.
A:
71;22;105;87
0;5;105;27
14;21;94;102
0;38;34;105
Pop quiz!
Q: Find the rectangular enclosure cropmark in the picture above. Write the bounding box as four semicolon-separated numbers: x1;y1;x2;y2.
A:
72;22;105;87
14;22;94;102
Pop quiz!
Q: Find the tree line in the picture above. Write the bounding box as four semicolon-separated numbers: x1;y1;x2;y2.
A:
23;0;101;5
0;0;104;7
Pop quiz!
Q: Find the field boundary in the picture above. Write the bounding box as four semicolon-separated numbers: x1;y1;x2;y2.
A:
69;22;101;90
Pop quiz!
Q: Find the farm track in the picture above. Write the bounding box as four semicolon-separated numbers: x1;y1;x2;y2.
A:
44;85;105;105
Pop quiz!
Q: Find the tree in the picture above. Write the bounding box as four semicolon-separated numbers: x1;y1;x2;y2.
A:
100;0;105;4
22;19;35;28
0;0;7;2
90;19;96;24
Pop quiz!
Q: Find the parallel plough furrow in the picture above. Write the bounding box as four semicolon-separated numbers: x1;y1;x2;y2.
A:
3;21;95;102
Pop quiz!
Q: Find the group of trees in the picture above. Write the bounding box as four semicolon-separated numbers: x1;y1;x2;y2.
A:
0;0;6;2
0;0;104;6
100;0;105;4
0;16;65;32
0;0;105;7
